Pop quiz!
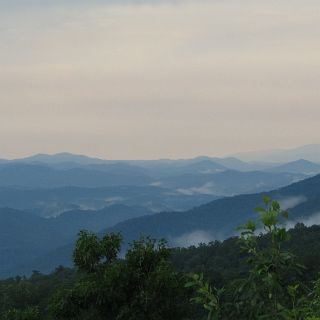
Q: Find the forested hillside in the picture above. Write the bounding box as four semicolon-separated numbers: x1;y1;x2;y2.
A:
1;199;320;319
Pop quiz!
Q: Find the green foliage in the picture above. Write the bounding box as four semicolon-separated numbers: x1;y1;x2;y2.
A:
3;307;41;320
51;233;192;320
305;278;320;319
233;197;302;319
185;273;224;320
0;267;77;319
73;231;122;273
187;198;320;320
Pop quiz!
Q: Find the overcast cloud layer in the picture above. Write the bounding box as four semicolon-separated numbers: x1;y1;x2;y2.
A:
1;0;319;159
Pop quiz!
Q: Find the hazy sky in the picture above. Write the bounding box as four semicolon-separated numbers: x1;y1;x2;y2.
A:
1;0;319;159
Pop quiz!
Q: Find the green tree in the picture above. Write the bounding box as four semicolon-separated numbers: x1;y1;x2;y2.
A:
51;232;192;320
232;197;305;319
187;197;310;320
3;307;41;320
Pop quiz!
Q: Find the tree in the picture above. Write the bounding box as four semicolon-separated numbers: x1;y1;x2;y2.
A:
3;307;41;320
51;232;192;320
187;197;317;320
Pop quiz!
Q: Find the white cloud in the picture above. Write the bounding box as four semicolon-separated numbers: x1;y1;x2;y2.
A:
150;181;162;187
301;212;320;227
278;196;307;210
177;182;216;196
172;230;217;247
104;197;125;204
285;212;320;230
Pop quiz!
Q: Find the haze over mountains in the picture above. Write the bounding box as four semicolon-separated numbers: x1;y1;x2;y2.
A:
107;173;320;247
0;152;314;216
1;144;320;278
3;167;320;278
233;144;320;163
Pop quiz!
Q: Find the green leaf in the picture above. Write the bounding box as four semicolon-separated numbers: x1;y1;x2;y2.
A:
263;195;271;205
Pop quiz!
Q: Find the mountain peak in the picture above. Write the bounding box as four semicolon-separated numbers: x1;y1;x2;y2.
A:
16;153;107;165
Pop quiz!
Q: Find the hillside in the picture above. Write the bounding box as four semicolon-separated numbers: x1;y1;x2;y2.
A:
106;173;320;246
268;159;320;175
0;205;153;277
172;223;320;285
159;170;303;196
2;222;320;319
0;163;152;188
0;208;69;276
0;185;218;217
8;173;320;278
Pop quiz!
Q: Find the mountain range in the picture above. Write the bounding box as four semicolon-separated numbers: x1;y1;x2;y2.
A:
1;146;320;278
233;144;320;163
267;159;320;175
0;151;318;216
2;172;320;278
104;173;320;247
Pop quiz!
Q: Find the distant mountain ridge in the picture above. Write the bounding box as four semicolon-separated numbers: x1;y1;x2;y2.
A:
0;152;315;217
3;145;320;167
16;152;107;165
268;159;320;175
233;144;320;163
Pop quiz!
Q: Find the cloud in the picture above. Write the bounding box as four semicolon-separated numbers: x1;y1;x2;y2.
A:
0;0;182;9
171;230;217;247
278;196;307;210
177;182;216;195
104;197;125;204
150;181;162;187
301;212;320;227
284;211;320;230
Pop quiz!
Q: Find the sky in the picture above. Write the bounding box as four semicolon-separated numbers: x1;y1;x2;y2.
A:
1;0;320;160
